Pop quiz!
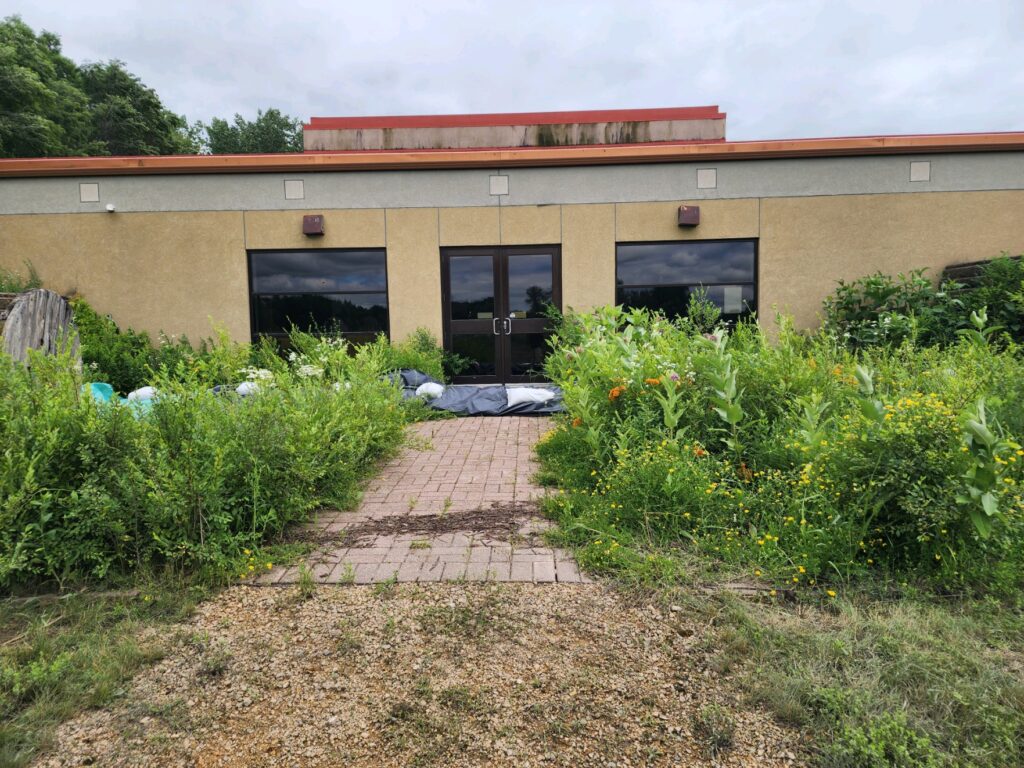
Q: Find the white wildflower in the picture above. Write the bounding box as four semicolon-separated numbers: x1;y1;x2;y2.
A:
297;364;324;379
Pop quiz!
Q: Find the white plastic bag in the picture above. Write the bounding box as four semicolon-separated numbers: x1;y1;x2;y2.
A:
127;386;157;401
505;387;556;407
415;382;445;400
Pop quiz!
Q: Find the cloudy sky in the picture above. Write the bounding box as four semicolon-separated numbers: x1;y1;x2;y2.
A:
4;0;1022;140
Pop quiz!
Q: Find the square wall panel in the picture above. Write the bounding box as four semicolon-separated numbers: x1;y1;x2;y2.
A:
489;175;509;196
696;168;717;190
909;161;931;182
79;183;100;203
284;179;305;199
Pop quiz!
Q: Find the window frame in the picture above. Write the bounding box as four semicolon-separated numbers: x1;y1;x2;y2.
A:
247;247;390;344
614;237;759;322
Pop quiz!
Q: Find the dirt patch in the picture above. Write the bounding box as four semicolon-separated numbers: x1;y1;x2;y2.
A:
291;502;547;548
35;584;805;768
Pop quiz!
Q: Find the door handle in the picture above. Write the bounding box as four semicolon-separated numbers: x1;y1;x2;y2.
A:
503;317;511;335
492;317;501;335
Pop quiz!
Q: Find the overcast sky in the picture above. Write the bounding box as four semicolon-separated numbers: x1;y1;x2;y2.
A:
4;0;1022;140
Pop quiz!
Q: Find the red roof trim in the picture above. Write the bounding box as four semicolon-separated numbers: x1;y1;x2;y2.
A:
303;106;725;130
2;132;1023;178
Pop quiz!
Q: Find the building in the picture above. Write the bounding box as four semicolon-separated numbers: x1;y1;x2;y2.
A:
1;106;1023;382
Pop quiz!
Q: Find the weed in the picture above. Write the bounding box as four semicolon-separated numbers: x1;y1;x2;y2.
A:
373;575;398;598
295;565;317;601
693;703;736;756
417;590;514;641
334;623;363;655
337;564;355;585
198;640;232;678
409;540;431;550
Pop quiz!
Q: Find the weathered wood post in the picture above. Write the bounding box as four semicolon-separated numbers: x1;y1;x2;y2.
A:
1;288;81;366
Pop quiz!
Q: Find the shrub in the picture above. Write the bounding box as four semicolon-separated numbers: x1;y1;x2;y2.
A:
823;256;1024;349
962;255;1024;343
540;305;1024;594
823;269;963;348
0;335;407;588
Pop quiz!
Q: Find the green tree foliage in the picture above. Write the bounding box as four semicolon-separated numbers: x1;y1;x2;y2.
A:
200;108;303;154
0;15;195;157
78;60;196;155
0;16;95;157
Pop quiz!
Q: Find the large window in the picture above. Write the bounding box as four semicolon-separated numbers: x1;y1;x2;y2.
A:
248;249;388;344
616;239;756;322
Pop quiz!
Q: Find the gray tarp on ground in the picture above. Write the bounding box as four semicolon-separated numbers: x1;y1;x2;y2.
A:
388;369;564;416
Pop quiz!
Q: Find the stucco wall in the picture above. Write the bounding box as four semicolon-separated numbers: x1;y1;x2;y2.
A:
1;161;1023;346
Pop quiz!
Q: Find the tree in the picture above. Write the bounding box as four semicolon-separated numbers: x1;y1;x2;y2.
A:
200;108;303;154
0;15;196;157
0;16;95;157
79;61;197;155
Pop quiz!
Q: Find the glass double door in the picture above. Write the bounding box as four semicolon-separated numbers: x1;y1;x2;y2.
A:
442;246;561;383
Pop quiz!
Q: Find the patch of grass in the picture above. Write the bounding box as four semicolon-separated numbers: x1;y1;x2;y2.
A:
417;590;515;641
675;585;1024;768
409;540;431;550
0;575;209;767
372;575;398;598
334;622;363;655
197;640;232;678
438;685;491;715
295;565;317;601
693;703;736;756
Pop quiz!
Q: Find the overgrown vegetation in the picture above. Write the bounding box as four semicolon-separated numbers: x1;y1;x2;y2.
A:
0;310;455;763
824;255;1024;348
0;261;41;294
0;577;209;766
538;263;1024;766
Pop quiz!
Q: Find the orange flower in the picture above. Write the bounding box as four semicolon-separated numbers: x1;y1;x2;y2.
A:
608;385;627;401
694;446;707;458
571;417;583;428
644;377;661;386
739;462;753;482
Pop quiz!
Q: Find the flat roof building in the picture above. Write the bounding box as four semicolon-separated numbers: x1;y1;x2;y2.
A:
1;106;1023;382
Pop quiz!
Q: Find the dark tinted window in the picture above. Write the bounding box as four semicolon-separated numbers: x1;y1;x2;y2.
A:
616;240;756;321
249;250;388;341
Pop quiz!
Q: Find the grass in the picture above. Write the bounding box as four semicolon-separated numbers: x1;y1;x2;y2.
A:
416;589;515;641
559;524;1024;767
703;588;1024;767
0;574;211;767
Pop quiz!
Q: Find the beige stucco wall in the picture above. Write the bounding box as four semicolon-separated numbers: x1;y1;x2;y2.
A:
760;191;1024;328
0;211;248;342
2;190;1023;346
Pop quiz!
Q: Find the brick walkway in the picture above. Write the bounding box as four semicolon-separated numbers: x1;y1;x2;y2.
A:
259;417;589;585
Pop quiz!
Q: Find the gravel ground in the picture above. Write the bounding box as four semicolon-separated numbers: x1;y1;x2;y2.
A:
36;583;805;767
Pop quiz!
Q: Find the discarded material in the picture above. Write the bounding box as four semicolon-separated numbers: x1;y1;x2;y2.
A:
1;288;79;365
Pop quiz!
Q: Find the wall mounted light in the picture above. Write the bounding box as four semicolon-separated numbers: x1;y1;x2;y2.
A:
678;205;700;228
303;214;325;236
105;203;116;213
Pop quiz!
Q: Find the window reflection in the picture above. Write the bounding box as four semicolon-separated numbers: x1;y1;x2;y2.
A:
450;256;495;320
616;240;756;321
249;250;389;340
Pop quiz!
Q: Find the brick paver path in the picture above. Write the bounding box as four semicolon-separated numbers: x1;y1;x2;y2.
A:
259;417;589;585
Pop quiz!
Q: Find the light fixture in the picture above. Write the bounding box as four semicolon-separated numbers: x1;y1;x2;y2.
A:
678;205;700;227
105;203;116;213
